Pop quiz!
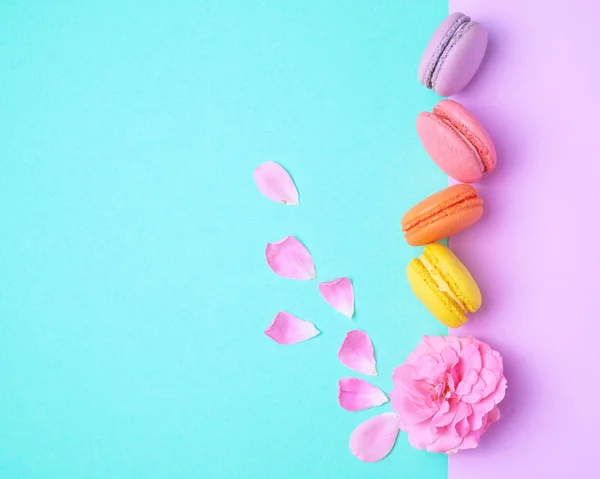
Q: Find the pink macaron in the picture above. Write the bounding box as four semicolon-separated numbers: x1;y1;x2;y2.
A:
418;13;488;97
416;100;496;183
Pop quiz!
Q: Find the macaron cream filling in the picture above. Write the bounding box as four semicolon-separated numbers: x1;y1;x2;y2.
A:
409;258;468;326
440;119;485;173
432;103;494;173
430;20;475;91
402;188;482;233
418;254;468;314
423;14;471;89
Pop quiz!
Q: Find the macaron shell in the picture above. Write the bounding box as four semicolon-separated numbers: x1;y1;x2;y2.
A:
405;200;483;246
407;260;467;328
402;184;478;229
418;13;466;84
424;243;482;311
434;99;497;173
433;22;488;97
417;112;484;183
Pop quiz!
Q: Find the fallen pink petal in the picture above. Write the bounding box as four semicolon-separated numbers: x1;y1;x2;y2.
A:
254;161;299;205
319;277;354;318
338;330;378;376
338;378;388;412
264;312;319;345
349;412;399;462
265;236;316;280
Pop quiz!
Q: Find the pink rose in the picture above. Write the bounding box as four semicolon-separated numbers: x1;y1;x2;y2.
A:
390;335;507;454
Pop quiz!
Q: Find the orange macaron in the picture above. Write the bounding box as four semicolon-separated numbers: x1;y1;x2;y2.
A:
401;184;483;246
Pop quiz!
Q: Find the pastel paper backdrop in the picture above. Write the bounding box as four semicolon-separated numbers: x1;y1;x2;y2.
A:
0;1;450;478
448;0;600;477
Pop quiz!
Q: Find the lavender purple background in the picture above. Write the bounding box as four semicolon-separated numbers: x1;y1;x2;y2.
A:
449;0;600;477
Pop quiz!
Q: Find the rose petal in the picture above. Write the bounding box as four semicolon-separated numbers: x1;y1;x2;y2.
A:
264;312;319;344
441;347;459;369
447;373;456;392
463;368;479;385
253;161;299;205
338;330;377;376
338;378;388;411
482;350;502;374
414;355;446;382
428;433;464;454
455;368;479;397
349;412;399;462
455;379;473;397
449;337;463;355
265;236;316;280
391;366;436;409
407;424;437;450
450;402;472;435
459;433;481;451
422;335;450;354
459;343;483;375
469;396;496;430
318;277;354;318
480;368;499;397
415;355;439;376
463;408;500;450
493;376;508;404
486;406;501;426
493;350;504;369
430;401;454;428
461;375;487;403
395;392;437;425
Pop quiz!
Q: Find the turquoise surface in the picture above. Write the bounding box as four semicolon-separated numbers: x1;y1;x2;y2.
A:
0;1;448;478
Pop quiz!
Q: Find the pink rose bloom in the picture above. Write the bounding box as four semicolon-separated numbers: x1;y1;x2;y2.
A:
390;335;507;454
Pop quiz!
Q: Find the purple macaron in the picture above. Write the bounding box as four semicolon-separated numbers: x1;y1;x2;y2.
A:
418;13;488;97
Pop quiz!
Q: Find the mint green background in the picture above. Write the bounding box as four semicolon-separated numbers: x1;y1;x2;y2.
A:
0;1;447;478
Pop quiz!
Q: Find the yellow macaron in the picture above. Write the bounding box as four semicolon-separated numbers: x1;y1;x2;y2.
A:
407;242;481;328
